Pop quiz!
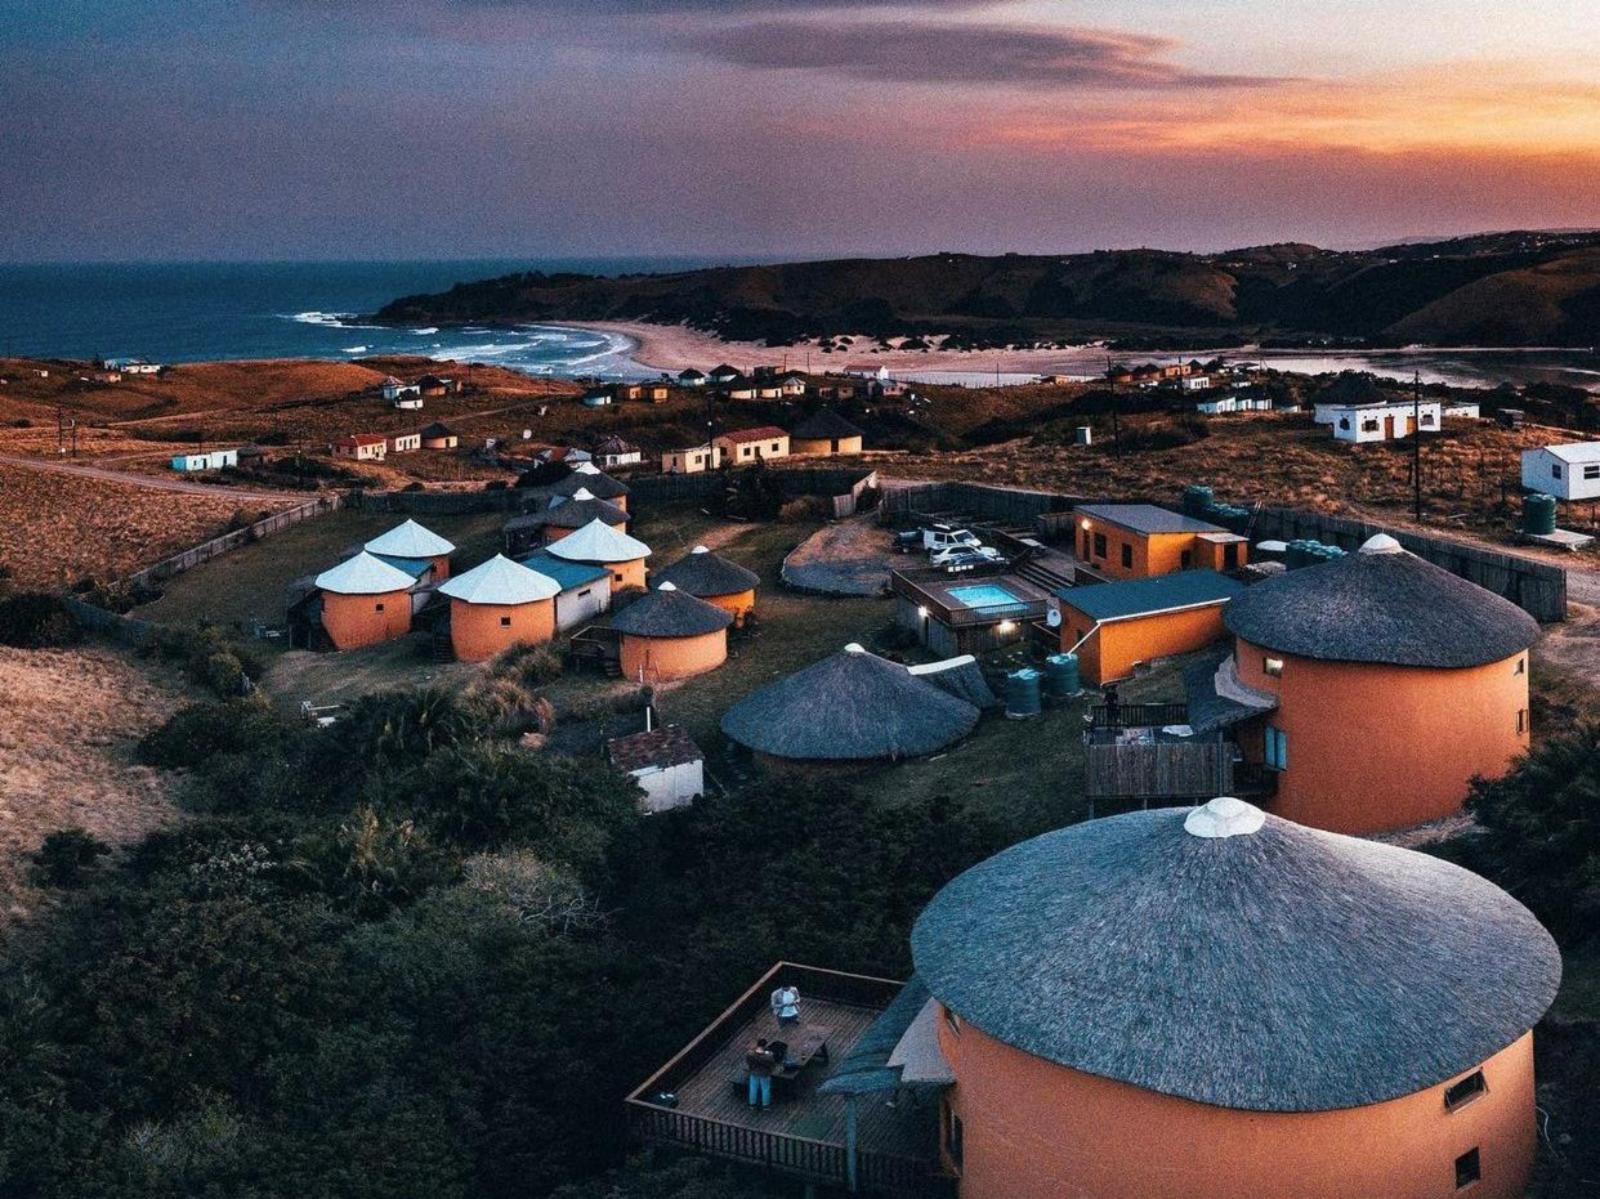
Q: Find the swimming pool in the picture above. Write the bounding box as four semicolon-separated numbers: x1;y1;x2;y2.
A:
947;582;1023;609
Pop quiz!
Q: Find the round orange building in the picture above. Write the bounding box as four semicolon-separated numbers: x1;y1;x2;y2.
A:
649;545;760;626
313;551;416;650
436;553;560;662
610;582;732;682
365;518;455;581
544;517;651;591
911;797;1562;1199
1216;533;1539;834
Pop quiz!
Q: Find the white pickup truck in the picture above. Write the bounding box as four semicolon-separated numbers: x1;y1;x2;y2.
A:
895;524;984;554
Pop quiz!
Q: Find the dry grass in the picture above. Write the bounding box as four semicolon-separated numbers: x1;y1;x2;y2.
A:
0;646;185;926
0;462;300;589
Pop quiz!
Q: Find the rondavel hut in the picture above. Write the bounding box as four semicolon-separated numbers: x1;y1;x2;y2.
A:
608;581;733;682
542;517;651;591
311;551;417;650
649;545;761;626
436;553;561;661
364;518;455;581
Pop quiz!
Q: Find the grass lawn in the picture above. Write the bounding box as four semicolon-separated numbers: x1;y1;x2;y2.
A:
133;507;507;630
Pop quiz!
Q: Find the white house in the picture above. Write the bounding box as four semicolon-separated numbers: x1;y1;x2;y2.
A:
606;724;705;813
1196;395;1238;415
169;449;239;472
106;357;161;374
1444;402;1482;419
1329;400;1442;443
1522;442;1600;501
519;550;613;629
661;444;721;474
580;387;614;408
592;436;642;469
1180;375;1211;393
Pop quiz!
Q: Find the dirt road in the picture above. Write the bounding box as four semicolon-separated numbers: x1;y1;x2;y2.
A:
0;453;296;502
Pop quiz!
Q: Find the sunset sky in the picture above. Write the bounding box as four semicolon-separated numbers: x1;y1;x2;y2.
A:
3;0;1598;260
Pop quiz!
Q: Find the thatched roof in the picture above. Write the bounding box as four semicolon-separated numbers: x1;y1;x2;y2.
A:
651;546;760;598
608;583;732;638
1182;648;1276;734
721;645;979;760
791;409;864;440
1314;371;1393;408
907;655;998;709
1224;534;1540;668
549;463;629;501
542;490;629;529
911;798;1561;1112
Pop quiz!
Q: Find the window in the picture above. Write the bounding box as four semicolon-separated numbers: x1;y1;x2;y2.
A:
374;602;385;612
1421;413;1436;426
1263;657;1284;677
1444;1070;1487;1112
1585;464;1600;480
578;588;592;598
500;616;512;628
1092;533;1107;558
1338;416;1350;430
1515;658;1525;676
943;1006;961;1037
1517;709;1527;734
943;1104;964;1171
1121;543;1133;568
1553;463;1563;479
770;442;780;452
1362;419;1380;433
1455;1148;1481;1189
1180;550;1192;569
1265;725;1288;771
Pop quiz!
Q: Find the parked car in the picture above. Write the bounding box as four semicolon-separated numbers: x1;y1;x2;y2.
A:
896;524;984;554
931;546;1006;570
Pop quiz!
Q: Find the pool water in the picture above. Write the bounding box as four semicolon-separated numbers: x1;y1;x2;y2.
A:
947;582;1022;609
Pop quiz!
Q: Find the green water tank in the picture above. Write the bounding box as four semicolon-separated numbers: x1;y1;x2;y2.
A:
1524;492;1558;535
1006;668;1043;719
1043;653;1081;701
1182;485;1213;516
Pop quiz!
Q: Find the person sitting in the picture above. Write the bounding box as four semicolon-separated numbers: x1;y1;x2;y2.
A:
745;1038;776;1108
771;983;801;1025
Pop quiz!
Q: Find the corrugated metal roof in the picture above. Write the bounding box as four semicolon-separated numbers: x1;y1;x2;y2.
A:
365;518;455;558
1058;570;1242;622
1075;503;1226;535
314;551;416;595
519;549;611;591
544;518;650;564
1541;441;1600;463
438;554;561;605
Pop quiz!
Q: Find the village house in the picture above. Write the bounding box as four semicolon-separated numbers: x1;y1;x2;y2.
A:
416;374;458;397
1056;570;1243;687
365;518;455;582
388;431;421;453
790;409;865;456
103;357;161;374
779;371;807;397
651;545;760;626
1328;399;1441;442
724;377;759;401
517;549;613;630
419;422;458;450
661;443;722;474
592;435;642;469
543;517;651;590
708;363;741;385
1073;504;1247;580
436;554;561;661
546;461;630;511
307;552;416;650
677;367;707;387
580;386;614;408
535;445;592;467
169;448;239;472
714;426;790;465
610;582;733;683
333;433;388;462
1522;441;1600;500
606;724;705;813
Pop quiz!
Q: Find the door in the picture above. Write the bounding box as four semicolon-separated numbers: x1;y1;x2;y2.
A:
1383;414;1395;439
1223;543;1239;570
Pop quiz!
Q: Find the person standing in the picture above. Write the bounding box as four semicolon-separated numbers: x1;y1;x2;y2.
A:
771;983;801;1025
746;1038;775;1108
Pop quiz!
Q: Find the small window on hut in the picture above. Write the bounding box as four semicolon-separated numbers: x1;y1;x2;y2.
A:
1093;533;1107;559
1121;543;1133;569
1517;709;1527;734
943;1006;961;1037
1444;1070;1486;1112
1263;657;1284;677
943;1104;964;1170
500;616;512;628
374;602;385;612
1455;1147;1481;1189
1515;658;1525;676
1552;463;1563;479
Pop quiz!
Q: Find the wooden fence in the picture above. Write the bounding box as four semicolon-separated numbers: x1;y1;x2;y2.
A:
880;481;1074;528
126;493;344;589
628;466;878;517
1085;742;1232;800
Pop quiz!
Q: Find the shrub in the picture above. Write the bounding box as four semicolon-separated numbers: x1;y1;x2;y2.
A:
0;593;83;648
487;641;563;689
138;699;288;770
31;828;110;888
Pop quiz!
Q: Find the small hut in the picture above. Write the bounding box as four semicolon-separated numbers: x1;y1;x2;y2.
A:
550;461;631;512
312;551;416;650
436;553;561;661
650;545;760;626
609;582;732;682
365;518;456;581
420;421;458;450
544;517;651;591
502;488;630;556
721;643;979;765
790;409;865;456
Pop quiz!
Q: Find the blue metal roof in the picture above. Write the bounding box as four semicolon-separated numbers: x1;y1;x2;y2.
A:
372;554;435;579
519;549;610;591
1058;570;1243;622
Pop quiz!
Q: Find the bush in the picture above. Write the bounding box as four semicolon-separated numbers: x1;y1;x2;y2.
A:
31;828;110;887
0;593;83;648
138;700;289;770
487;641;563;689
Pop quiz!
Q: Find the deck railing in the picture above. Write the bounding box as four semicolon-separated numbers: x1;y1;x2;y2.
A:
1087;702;1190;730
625;963;949;1196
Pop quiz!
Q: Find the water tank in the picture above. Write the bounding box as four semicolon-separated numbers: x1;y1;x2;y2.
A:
1043;653;1080;701
1182;485;1213;515
1524;492;1557;535
1005;668;1043;719
1284;540;1313;570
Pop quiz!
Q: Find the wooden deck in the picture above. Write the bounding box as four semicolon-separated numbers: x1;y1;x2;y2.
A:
627;963;947;1196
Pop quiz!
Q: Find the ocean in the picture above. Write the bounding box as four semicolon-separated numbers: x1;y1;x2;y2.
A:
0;259;737;379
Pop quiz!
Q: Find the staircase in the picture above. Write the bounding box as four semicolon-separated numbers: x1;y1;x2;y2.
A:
1012;552;1074;595
430;627;454;663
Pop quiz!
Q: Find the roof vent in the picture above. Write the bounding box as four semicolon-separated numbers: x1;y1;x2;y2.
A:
844;642;866;654
658;581;678;592
1358;533;1403;555
575;462;600;474
1184;796;1266;839
691;545;710;554
571;487;596;501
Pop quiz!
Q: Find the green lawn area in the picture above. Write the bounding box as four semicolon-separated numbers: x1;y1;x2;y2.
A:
133;507;507;630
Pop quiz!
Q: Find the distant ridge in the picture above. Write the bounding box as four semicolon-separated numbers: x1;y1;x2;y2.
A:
375;230;1600;351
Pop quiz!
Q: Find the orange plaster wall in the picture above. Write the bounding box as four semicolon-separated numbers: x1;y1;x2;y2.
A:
1197;538;1248;572
449;597;555;662
1233;637;1530;834
322;588;412;650
430;553;452;581
1074;514;1197;579
791;435;863;457
618;629;727;682
938;1015;1536;1199
1060;603;1229;686
700;588;757;627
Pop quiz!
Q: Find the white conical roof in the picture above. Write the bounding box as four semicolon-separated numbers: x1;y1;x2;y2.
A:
545;518;650;564
365;518;455;558
573;461;601;475
315;551;416;595
438;554;560;605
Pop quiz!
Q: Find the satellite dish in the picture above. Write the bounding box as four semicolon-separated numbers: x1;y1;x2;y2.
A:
522;429;532;440
1046;608;1062;628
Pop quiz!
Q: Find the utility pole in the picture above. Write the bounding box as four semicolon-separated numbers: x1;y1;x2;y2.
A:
1412;371;1423;523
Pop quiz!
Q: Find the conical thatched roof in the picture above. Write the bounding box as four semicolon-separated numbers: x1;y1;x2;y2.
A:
1224;534;1539;668
549;464;629;501
609;582;733;638
437;554;559;605
652;545;760;598
721;645;979;761
315;551;415;595
544;518;650;564
912;797;1561;1113
791;409;864;440
365;518;454;558
543;489;629;529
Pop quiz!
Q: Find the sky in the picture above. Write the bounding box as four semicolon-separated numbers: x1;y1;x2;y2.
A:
2;0;1598;261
